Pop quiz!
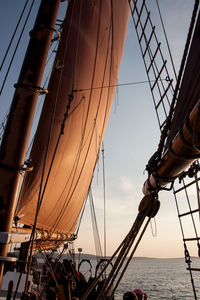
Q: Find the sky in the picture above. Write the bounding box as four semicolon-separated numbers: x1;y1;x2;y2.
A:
0;0;198;259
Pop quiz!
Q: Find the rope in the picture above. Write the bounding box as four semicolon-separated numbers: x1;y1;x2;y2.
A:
88;188;103;260
173;188;198;300
97;195;159;299
108;218;151;299
146;0;200;173
73;78;168;92
81;194;159;300
182;179;200;250
150;217;157;237
129;0;174;130
155;0;178;81
0;0;29;72
0;0;36;95
39;243;66;298
102;144;106;258
74;192;88;237
192;102;200;152
36;90;74;228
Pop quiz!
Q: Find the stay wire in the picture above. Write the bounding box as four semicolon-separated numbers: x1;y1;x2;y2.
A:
0;0;35;95
102;143;106;259
155;0;178;81
147;0;200;171
0;0;29;72
74;191;88;236
74;78;162;92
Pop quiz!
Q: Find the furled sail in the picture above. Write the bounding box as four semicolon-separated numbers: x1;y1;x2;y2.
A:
166;9;200;147
15;0;129;235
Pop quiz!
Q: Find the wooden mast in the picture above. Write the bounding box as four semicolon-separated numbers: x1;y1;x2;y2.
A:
0;0;61;285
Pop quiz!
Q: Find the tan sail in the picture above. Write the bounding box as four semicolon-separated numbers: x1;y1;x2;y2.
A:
16;0;130;234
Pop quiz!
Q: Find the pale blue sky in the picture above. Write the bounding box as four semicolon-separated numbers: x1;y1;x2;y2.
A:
0;1;196;258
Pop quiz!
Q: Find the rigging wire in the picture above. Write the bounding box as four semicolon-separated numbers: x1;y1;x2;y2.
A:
0;18;59;145
74;78;167;92
0;0;29;72
25;39;60;157
0;0;36;95
146;0;200;172
74;192;88;237
114;79;119;113
173;186;198;300
155;0;178;81
102;143;106;259
88;188;103;260
129;0;174;131
81;193;159;300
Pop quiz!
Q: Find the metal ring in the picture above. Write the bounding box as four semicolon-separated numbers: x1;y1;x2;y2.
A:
14;83;48;95
30;26;60;42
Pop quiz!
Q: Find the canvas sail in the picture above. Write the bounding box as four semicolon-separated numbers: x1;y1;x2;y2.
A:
15;0;129;235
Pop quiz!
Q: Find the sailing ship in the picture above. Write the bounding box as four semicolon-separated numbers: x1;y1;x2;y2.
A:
0;0;200;299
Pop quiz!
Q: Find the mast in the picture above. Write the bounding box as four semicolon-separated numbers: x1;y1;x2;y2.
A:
0;0;61;284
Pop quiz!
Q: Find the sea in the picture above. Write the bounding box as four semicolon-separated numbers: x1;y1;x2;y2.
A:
79;257;200;300
114;257;200;300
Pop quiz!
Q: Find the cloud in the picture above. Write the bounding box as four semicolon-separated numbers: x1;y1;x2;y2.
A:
120;176;134;193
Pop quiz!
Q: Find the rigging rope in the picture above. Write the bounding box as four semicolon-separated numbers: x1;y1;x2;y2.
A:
129;0;175;133
74;192;88;237
155;0;178;82
102;143;106;259
81;194;160;300
88;188;103;260
173;185;198;300
146;0;200;174
73;78;167;92
0;0;29;72
0;0;36;95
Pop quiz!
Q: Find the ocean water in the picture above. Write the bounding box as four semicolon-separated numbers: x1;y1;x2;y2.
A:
86;257;200;300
